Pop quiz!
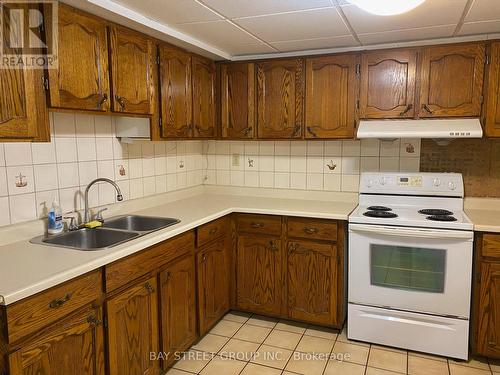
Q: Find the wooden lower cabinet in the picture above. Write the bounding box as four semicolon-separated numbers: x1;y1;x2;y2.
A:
197;236;231;335
106;276;160;375
8;307;105;375
160;255;197;369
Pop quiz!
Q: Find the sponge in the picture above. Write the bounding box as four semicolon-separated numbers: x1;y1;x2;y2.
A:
84;220;103;229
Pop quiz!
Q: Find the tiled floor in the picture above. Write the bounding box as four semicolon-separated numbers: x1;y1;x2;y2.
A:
167;311;500;375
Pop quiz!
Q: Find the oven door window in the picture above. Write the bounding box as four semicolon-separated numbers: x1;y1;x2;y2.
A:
370;244;446;293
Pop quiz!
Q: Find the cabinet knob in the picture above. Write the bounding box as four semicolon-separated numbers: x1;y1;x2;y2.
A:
399;104;413;117
202;254;207;262
165;271;171;281
306;127;318;138
251;222;264;229
115;95;126;110
267;241;278;252
303;227;319;235
422;104;434;115
49;293;72;309
144;281;155;293
243;127;253;136
292;124;301;137
97;93;108;109
87;315;102;326
209;228;218;235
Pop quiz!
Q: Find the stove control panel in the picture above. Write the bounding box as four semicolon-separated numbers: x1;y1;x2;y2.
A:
359;172;464;197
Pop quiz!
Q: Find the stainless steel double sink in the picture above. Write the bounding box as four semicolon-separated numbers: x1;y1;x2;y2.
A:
30;215;180;251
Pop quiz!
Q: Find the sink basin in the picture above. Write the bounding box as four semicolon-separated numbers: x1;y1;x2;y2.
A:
102;215;180;232
40;228;140;250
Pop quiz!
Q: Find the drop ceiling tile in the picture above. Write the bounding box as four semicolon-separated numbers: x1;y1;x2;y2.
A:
458;20;500;35
201;0;333;19
341;0;467;34
174;20;263;51
465;0;500;22
230;43;278;56
234;8;350;42
114;0;222;24
271;35;358;52
358;25;456;45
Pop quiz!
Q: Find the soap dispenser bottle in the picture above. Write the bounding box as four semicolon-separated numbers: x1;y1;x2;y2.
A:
47;198;63;235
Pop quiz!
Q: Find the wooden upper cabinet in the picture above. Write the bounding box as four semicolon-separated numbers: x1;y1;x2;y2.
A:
159;45;192;138
48;5;110;111
107;276;160;375
419;43;485;118
257;59;305;139
305;54;359;139
360;49;417;119
485;42;500;137
220;63;255;139
192;56;216;138
109;26;155;115
8;307;105;375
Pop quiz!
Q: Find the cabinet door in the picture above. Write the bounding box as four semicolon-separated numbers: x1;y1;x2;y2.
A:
476;262;500;358
486;42;500;137
419;43;485;118
159;46;192;138
109;27;155;115
197;236;230;335
9;307;105;375
107;276;160;375
360;49;417;119
48;5;110;111
287;241;337;325
220;63;255;139
192;56;215;138
257;59;304;139
305;54;358;139
236;235;283;315
160;255;197;368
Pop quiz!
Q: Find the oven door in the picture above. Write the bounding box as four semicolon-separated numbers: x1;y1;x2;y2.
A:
348;223;473;318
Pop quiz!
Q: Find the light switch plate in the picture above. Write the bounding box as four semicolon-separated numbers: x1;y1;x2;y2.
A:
232;154;240;167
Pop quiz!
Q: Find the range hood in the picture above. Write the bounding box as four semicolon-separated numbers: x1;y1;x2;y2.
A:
357;118;483;139
115;116;151;141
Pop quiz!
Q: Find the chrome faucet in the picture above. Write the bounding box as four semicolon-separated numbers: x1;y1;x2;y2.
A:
84;178;123;224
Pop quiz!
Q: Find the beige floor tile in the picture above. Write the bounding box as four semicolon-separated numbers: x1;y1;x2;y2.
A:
208;319;243;337
368;347;407;374
233;324;272;343
240;363;282;375
409;351;448;363
305;325;339;340
285;352;328;375
408;355;450;375
450;356;491;371
164;369;193;375
199;355;246;375
490;359;500;372
251;344;293;369
449;363;492;375
192;334;229;354
324;359;366;375
263;329;302;350
275;319;308;334
333;341;370;365
366;367;403;375
296;335;335;354
173;350;212;373
220;338;260;362
371;344;408;355
337;327;370;347
246;314;279;328
223;311;252;323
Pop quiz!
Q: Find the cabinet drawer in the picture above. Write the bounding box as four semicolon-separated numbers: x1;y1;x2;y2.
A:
287;218;337;242
105;231;195;292
237;214;281;236
482;234;500;258
197;216;229;247
6;269;102;343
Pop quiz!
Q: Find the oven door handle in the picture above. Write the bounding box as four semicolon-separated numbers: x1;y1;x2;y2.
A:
349;223;473;240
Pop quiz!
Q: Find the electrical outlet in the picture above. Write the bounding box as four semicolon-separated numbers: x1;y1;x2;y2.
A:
232;153;240;167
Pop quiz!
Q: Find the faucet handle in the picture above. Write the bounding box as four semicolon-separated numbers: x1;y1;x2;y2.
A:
64;215;79;231
93;208;108;223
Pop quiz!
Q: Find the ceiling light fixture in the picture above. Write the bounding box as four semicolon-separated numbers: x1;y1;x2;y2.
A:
346;0;426;16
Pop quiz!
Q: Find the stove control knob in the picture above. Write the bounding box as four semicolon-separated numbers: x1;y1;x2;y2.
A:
433;178;441;187
367;179;374;188
379;177;387;185
448;181;456;190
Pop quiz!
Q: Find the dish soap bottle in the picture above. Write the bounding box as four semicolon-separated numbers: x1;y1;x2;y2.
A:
47;198;63;235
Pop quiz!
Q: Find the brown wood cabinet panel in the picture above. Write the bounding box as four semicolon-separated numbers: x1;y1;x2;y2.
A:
197;236;230;335
197;216;229;247
287;241;337;325
6;270;102;343
237;214;282;237
257;59;304;139
305;54;358;138
109;26;155;115
236;235;283;315
159;45;192;138
48;5;110;111
485;42;500;137
220;63;255;139
160;255;197;369
419;43;485;118
8;307;105;375
360;49;417;119
107;276;160;375
482;234;500;258
192;56;216;138
287;217;338;242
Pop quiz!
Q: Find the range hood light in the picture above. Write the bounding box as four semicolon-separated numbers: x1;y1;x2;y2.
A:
347;0;426;16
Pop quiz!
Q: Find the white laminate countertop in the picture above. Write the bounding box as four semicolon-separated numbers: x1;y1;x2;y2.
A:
0;192;356;306
465;197;500;233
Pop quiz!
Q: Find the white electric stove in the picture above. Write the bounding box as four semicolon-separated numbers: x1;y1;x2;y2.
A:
348;172;473;360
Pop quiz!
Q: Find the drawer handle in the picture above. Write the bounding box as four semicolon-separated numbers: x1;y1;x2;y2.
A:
144;282;155;293
165;271;171;281
303;227;319;235
488;341;497;346
251;222;264;229
209;228;218;235
87;315;102;326
267;241;278;252
399;104;413;116
201;254;207;263
49;293;72;309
